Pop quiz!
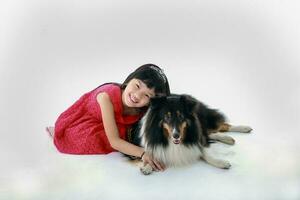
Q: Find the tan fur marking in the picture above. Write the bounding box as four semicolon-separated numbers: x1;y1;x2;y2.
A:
167;112;171;118
218;123;231;132
179;121;187;140
208;123;232;134
163;122;172;138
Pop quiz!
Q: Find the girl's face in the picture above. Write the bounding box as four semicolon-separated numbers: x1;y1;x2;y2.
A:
122;78;155;108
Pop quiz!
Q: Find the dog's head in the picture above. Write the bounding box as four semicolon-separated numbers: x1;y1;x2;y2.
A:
145;94;200;146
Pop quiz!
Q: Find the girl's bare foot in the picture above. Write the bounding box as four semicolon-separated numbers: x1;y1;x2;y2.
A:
46;126;55;138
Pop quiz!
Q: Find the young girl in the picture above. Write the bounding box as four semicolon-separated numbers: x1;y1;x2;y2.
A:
46;64;170;171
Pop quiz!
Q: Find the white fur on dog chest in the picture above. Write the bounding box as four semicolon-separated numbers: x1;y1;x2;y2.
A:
150;143;202;167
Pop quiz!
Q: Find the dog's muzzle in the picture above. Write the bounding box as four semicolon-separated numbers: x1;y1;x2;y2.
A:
172;132;181;144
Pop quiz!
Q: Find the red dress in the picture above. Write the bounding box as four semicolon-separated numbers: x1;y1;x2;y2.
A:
54;84;142;154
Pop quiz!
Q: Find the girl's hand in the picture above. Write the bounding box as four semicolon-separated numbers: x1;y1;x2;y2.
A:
141;152;166;171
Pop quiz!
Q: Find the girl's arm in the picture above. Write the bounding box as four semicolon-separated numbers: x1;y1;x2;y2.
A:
97;92;145;158
97;92;165;171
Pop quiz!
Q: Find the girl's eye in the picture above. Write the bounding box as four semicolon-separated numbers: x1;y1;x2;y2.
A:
145;94;150;98
136;84;140;88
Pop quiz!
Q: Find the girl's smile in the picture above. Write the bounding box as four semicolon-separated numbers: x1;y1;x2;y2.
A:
129;93;139;104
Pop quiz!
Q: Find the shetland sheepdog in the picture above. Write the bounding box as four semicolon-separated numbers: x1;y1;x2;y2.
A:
127;94;252;175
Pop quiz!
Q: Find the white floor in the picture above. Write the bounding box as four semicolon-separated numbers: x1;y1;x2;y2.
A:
1;1;300;200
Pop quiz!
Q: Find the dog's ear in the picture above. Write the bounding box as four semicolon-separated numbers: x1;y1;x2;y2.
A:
150;96;167;108
180;95;197;111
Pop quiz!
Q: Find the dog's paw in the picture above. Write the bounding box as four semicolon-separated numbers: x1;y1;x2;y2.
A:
229;125;253;133
221;160;231;169
216;160;231;169
140;164;153;175
222;136;235;145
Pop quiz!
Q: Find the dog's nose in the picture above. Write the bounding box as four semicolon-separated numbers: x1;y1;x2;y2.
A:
173;133;180;139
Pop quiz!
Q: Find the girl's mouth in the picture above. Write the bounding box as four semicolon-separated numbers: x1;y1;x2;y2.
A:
129;94;138;104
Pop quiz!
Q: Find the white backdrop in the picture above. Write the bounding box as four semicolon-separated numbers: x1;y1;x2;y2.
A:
1;0;300;200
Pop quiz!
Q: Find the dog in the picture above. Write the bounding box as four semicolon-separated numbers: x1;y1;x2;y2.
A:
127;94;252;175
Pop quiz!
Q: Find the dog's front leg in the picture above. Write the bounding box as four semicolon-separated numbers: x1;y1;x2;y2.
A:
201;148;231;169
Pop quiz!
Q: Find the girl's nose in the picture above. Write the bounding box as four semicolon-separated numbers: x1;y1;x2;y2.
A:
132;93;140;102
135;92;142;100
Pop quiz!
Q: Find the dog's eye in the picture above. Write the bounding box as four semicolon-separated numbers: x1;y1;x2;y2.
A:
164;114;171;122
176;111;185;122
178;115;184;121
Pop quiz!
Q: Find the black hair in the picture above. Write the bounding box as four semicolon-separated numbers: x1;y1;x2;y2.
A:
121;64;171;96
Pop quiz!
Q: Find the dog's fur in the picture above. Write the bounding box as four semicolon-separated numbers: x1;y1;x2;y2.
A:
127;94;252;175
